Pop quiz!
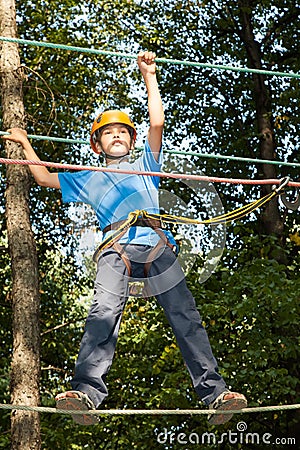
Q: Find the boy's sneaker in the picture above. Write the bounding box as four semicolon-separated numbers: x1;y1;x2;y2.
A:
208;390;247;425
55;390;99;425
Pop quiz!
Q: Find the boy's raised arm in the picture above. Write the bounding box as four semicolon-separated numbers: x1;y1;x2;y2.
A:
2;128;60;189
137;51;164;161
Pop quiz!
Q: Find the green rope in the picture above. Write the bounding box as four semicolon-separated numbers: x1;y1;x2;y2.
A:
0;36;299;79
164;149;300;168
0;131;87;145
0;402;299;416
1;131;299;168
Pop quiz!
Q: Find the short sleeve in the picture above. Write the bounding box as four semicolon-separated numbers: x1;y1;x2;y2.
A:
132;139;163;188
58;170;95;203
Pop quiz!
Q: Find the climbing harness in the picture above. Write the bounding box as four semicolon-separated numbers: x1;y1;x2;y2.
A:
93;213;177;279
92;177;292;273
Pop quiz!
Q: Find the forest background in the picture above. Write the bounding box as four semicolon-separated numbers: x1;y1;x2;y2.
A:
0;0;299;449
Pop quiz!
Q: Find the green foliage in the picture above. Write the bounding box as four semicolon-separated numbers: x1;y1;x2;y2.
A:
0;0;299;448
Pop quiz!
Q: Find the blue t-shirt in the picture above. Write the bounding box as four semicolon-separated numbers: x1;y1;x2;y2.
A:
58;140;176;247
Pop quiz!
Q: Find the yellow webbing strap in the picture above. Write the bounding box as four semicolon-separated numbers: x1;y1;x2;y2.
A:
93;188;280;262
148;189;278;226
93;211;141;262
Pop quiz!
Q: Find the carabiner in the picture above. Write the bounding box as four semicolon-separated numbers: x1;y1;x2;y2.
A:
272;176;290;194
281;187;300;210
271;176;300;210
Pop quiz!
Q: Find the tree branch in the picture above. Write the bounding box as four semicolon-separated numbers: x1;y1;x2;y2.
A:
41;318;85;336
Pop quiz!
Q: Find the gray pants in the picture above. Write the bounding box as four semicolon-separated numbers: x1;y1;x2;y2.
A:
71;244;227;407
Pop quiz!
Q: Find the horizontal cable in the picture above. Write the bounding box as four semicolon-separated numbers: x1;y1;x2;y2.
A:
0;402;299;416
0;131;87;145
164;149;300;168
94;193;278;255
0;36;299;79
1;157;300;187
1;131;299;169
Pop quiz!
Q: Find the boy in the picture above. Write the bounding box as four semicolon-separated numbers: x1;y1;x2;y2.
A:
3;51;247;425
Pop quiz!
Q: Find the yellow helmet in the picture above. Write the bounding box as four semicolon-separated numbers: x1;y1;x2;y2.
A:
90;110;136;153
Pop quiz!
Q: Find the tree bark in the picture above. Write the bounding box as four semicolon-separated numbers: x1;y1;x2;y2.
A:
0;1;41;449
238;0;284;237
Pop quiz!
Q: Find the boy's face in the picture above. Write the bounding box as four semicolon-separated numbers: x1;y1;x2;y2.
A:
95;123;134;158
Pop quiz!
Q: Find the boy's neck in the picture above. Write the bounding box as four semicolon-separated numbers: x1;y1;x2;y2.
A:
106;155;130;166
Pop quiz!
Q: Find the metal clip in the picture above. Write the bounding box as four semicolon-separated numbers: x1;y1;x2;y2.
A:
272;176;290;194
271;177;300;210
280;181;300;211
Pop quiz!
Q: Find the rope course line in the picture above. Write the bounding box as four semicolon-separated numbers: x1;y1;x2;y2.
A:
93;189;281;256
1;131;299;168
1;157;300;187
0;402;299;417
165;149;300;169
0;36;299;79
0;131;87;145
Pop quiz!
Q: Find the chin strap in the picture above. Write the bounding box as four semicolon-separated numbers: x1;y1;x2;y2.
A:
104;151;130;160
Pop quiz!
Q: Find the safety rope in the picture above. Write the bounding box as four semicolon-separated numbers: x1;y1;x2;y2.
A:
0;36;299;79
0;131;87;145
0;157;299;187
93;186;284;254
0;402;299;417
165;149;300;168
1;131;299;168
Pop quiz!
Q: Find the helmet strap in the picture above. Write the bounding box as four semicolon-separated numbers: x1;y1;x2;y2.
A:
103;150;130;160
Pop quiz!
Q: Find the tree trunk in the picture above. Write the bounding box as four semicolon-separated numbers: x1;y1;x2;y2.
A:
0;1;41;449
238;0;284;238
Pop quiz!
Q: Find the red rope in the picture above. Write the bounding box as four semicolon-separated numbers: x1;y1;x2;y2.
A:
1;157;299;187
